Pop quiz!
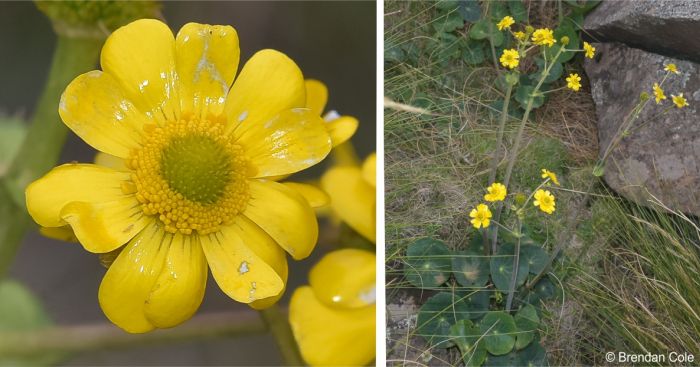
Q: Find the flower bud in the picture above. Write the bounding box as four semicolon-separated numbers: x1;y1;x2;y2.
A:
560;36;570;45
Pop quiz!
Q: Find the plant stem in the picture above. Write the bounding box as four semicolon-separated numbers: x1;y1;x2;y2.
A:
0;36;102;278
487;83;513;185
505;218;522;311
0;311;266;358
259;306;304;366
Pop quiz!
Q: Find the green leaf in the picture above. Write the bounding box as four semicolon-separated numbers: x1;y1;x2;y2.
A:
450;319;488;366
543;18;580;63
479;311;516;355
458;0;482;22
514;304;540;350
489;99;524;121
508;1;528;22
456;290;491;320
452;250;490;287
416;292;473;348
384;40;405;63
462;40;486;65
523;276;557;305
405;238;452;288
520;245;548;275
469;19;491;40
436;0;460;11
0;280;63;366
487;1;509;21
485;352;519;366
531;58;564;84
516;341;548;366
434;10;465;33
563;0;602;15
490;243;529;291
514;85;545;110
0;116;27;176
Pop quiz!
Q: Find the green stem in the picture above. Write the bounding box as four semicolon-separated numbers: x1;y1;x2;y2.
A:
259;306;305;366
0;311;266;358
487;83;513;185
505;218;522;311
0;36;102;278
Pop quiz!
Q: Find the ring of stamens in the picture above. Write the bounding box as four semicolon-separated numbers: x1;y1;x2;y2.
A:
126;117;249;235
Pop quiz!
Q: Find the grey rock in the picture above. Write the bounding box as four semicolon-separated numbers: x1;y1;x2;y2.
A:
584;42;700;215
584;0;700;63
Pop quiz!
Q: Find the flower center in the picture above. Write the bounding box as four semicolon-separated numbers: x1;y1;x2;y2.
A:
127;118;249;235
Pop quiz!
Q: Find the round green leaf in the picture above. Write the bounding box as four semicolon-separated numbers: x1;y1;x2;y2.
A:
531;58;564;84
514;304;540;350
479;311;517;356
405;238;452;288
521;245;548;275
436;0;460;11
452;250;490;287
450;319;487;367
490;243;529;291
515;85;545;110
469;19;490;40
543;19;580;63
463;40;486;65
434;11;465;33
524;276;557;305
485;352;519;366
517;341;548;367
416;292;472;348
458;0;482;22
508;0;528;22
456;289;491;320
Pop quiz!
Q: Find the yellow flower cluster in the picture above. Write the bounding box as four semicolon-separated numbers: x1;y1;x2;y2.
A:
497;16;515;31
500;49;520;69
531;28;556;47
652;64;688;109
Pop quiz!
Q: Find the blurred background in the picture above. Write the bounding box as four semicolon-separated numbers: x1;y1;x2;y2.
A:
0;1;375;365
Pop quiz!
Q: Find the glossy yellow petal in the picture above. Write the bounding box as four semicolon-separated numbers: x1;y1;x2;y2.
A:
175;23;239;118
243;180;318;260
361;153;377;188
39;226;77;242
224;49;305;133
281;182;329;208
98;223;168;333
59;71;149;158
100;19;179;123
326;115;358;148
235;108;331;178
290;286;376;366
310;249;375;309
321;166;376;243
143;232;207;329
200;217;284;304
94;152;128;171
305;79;328;116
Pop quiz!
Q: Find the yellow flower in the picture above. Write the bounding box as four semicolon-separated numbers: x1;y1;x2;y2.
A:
531;28;556;47
289;249;375;366
672;93;688;108
25;19;333;333
470;203;492;229
541;169;560;186
321;153;376;243
513;31;526;41
533;189;556;214
566;73;582;92
484;182;507;202
497;16;515;31
305;79;359;147
664;63;679;74
583;42;595;59
653;82;666;104
500;48;520;69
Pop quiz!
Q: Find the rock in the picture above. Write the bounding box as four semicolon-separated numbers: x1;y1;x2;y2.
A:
583;42;700;215
584;0;700;63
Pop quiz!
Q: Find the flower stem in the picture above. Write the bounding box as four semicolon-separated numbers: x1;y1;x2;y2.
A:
0;311;266;358
505;218;522;312
0;36;102;278
259;305;304;366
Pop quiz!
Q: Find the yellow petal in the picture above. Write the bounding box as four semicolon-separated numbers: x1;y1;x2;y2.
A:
98;223;168;333
59;71;149;158
309;249;375;309
326;115;358;148
224;49;305;132
94;152;128;171
290;286;375;366
281;182;329;208
143;232;207;329
361;153;377;188
175;23;239;119
39;226;77;242
243;180;318;260
305;79;328;116
235;108;331;178
26;164;150;253
200;217;284;303
321;166;376;243
100;19;179;123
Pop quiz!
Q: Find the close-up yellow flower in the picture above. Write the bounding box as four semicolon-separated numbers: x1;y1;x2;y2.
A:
305;79;358;147
484;182;507;202
672;93;688;108
566;73;582;92
496;15;514;31
499;48;520;69
513;31;526;41
25;19;333;333
469;203;492;229
664;63;679;74
653;82;666;104
289;249;376;366
531;28;556;47
533;189;556;214
321;153;376;243
541;168;560;186
583;41;595;59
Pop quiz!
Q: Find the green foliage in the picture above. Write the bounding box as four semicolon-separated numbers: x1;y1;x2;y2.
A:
480;311;516;355
490;243;528;291
404;238;452;288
